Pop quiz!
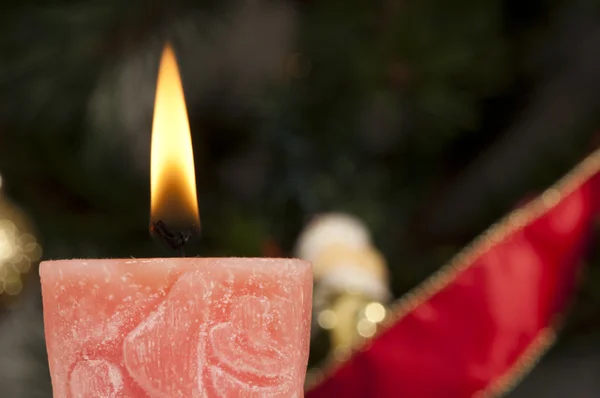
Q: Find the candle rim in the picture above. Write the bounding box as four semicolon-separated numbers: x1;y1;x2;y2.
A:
38;257;312;269
40;257;309;261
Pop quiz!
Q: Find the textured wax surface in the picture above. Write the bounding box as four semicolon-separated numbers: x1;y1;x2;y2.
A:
39;258;312;398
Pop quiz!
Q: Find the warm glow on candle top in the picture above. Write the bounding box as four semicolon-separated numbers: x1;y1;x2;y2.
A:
150;43;200;230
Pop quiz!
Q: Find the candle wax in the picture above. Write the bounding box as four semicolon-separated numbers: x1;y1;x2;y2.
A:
40;258;312;398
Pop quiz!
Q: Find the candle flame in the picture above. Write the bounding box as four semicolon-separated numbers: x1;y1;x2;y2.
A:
150;43;200;231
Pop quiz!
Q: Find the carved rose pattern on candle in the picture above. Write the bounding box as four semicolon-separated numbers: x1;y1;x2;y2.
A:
41;258;312;398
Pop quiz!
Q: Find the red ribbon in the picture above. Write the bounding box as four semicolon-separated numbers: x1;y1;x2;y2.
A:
306;155;600;397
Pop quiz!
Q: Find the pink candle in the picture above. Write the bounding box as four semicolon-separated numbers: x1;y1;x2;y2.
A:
40;44;314;397
40;257;312;397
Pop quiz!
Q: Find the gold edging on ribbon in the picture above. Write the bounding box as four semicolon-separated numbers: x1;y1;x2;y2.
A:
305;148;600;394
477;326;557;397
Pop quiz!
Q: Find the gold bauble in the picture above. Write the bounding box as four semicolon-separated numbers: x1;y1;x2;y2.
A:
0;175;42;299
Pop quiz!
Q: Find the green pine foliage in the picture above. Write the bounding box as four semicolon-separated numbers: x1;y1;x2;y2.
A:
262;0;512;289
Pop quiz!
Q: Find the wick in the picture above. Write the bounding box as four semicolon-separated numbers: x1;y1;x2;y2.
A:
150;220;193;257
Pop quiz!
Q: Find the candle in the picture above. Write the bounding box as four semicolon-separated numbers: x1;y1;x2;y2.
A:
40;44;313;398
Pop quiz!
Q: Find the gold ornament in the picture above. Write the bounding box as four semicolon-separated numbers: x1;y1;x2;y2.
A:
296;212;391;372
0;175;42;300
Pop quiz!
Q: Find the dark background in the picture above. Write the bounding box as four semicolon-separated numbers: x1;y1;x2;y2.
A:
2;0;600;396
